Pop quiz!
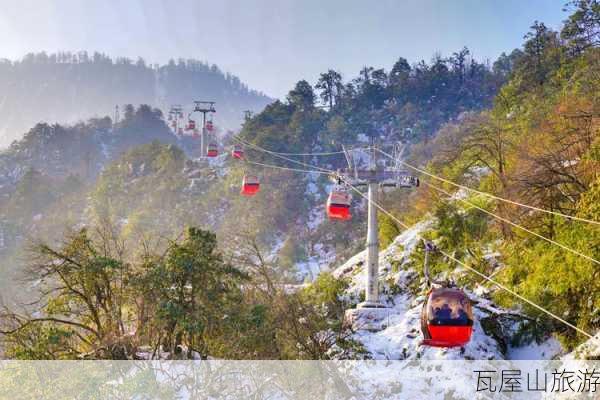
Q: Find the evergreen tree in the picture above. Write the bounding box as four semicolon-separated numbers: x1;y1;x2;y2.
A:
315;70;343;109
561;0;600;53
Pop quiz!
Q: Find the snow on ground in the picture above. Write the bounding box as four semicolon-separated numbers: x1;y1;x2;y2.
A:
508;337;562;360
451;187;469;200
306;206;324;231
305;179;319;198
468;165;491;178
297;242;336;281
296;260;321;281
563;332;600;360
294;173;337;281
266;235;286;263
332;219;566;360
208;152;228;175
333;220;428;296
349;296;504;360
305;173;325;231
357;134;369;143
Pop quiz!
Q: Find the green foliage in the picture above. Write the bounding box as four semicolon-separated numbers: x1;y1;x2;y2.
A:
417;24;600;348
2;227;131;359
272;273;353;359
496;220;599;347
278;236;307;272
378;212;401;249
561;0;600;53
9;325;76;360
7;168;56;219
240;47;506;156
300;272;349;320
137;227;247;357
576;176;600;220
2;4;600;360
0;224;356;360
91;141;190;232
316;70;343;109
431;200;489;253
515;21;563;89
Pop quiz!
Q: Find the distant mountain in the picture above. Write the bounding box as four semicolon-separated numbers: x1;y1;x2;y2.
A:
0;52;272;147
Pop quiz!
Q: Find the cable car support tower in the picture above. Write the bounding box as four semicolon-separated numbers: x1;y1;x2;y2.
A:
338;142;419;327
192;101;216;156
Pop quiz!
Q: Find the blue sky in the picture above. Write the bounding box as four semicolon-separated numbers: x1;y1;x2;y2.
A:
0;0;568;98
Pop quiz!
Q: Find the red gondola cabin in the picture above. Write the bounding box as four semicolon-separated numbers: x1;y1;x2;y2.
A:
207;142;218;157
420;287;473;347
326;190;351;220
241;175;260;196
232;144;244;159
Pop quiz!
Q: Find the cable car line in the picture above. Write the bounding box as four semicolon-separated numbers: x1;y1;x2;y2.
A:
445;249;594;339
422;180;600;267
232;136;335;174
337;176;595;339
376;149;600;266
232;138;370;157
244;159;331;175
234;135;361;221
264;147;372;156
375;148;600;227
256;149;346;156
234;139;596;339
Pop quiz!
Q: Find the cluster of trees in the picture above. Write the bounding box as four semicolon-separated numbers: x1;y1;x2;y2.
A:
0;106;182;301
241;45;510;158
0;127;360;360
1;104;172;183
0;225;354;360
406;0;600;347
0;104;174;227
233;41;523;275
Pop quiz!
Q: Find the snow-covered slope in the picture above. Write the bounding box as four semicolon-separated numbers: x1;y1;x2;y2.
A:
564;333;600;360
333;220;564;360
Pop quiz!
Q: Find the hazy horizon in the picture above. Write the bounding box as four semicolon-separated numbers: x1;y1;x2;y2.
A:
1;0;568;98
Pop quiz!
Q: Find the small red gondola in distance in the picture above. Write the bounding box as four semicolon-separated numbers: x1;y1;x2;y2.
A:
241;175;260;196
326;190;351;220
232;144;244;159
207;142;218;157
420;287;473;347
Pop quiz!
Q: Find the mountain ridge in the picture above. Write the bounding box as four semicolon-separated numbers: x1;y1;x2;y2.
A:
0;51;272;147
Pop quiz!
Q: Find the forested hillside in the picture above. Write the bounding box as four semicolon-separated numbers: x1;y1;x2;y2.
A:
0;1;599;360
0;45;510;359
0;53;271;147
241;46;510;154
397;14;600;348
